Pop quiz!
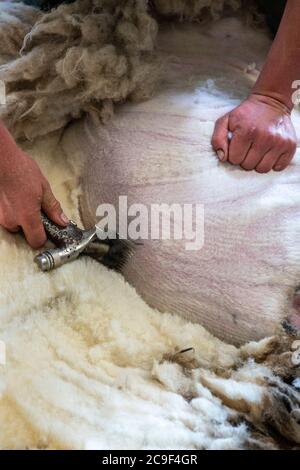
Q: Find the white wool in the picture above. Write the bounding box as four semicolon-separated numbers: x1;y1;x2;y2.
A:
0;136;243;449
0;134;298;449
200;370;265;416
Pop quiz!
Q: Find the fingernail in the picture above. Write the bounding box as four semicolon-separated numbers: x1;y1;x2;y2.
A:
60;212;69;224
217;150;225;161
274;165;283;172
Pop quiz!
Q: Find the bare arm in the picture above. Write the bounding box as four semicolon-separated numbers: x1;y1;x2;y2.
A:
212;0;299;173
253;0;300;110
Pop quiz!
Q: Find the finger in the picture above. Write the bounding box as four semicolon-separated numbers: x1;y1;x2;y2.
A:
273;152;294;172
227;132;252;166
255;150;279;174
211;115;230;162
42;182;69;226
0;210;19;233
21;213;47;249
5;225;19;233
0;219;20;233
240;144;264;171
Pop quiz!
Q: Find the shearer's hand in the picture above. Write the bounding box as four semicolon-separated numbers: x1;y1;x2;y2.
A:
0;121;69;248
211;94;297;173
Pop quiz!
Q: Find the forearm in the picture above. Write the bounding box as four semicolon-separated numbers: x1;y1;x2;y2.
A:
253;0;300;111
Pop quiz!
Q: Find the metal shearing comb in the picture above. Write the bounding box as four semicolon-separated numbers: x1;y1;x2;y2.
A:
34;212;136;272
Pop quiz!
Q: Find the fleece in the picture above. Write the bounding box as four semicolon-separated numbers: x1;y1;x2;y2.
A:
0;133;299;450
0;0;160;139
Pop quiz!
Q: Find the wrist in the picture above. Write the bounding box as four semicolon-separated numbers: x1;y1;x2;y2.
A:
248;92;293;115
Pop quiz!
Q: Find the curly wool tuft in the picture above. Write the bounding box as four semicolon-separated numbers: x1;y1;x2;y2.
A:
0;0;261;140
0;0;160;140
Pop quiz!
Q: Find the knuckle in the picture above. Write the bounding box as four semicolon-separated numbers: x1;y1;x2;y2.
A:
277;141;289;154
30;239;45;249
288;139;297;153
211;134;221;149
228;155;242;165
241;161;255;171
281;153;291;164
275;155;291;171
0;213;18;232
256;135;272;151
212;118;226;138
216;114;227;126
42;179;51;192
3;223;18;232
264;134;276;147
228;148;243;165
49;198;61;212
274;136;296;155
44;191;61;213
244;125;256;139
277;134;290;146
255;164;271;174
228;114;239;129
24;214;42;230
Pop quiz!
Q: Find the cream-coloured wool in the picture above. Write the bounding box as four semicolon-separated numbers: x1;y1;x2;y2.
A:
0;0;299;450
0;134;299;450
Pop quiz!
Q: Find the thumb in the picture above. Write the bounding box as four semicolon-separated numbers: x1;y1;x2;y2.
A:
211;114;230;162
42;182;69;226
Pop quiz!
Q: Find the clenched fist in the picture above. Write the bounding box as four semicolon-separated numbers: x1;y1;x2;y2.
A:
212;94;297;173
0;121;68;248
